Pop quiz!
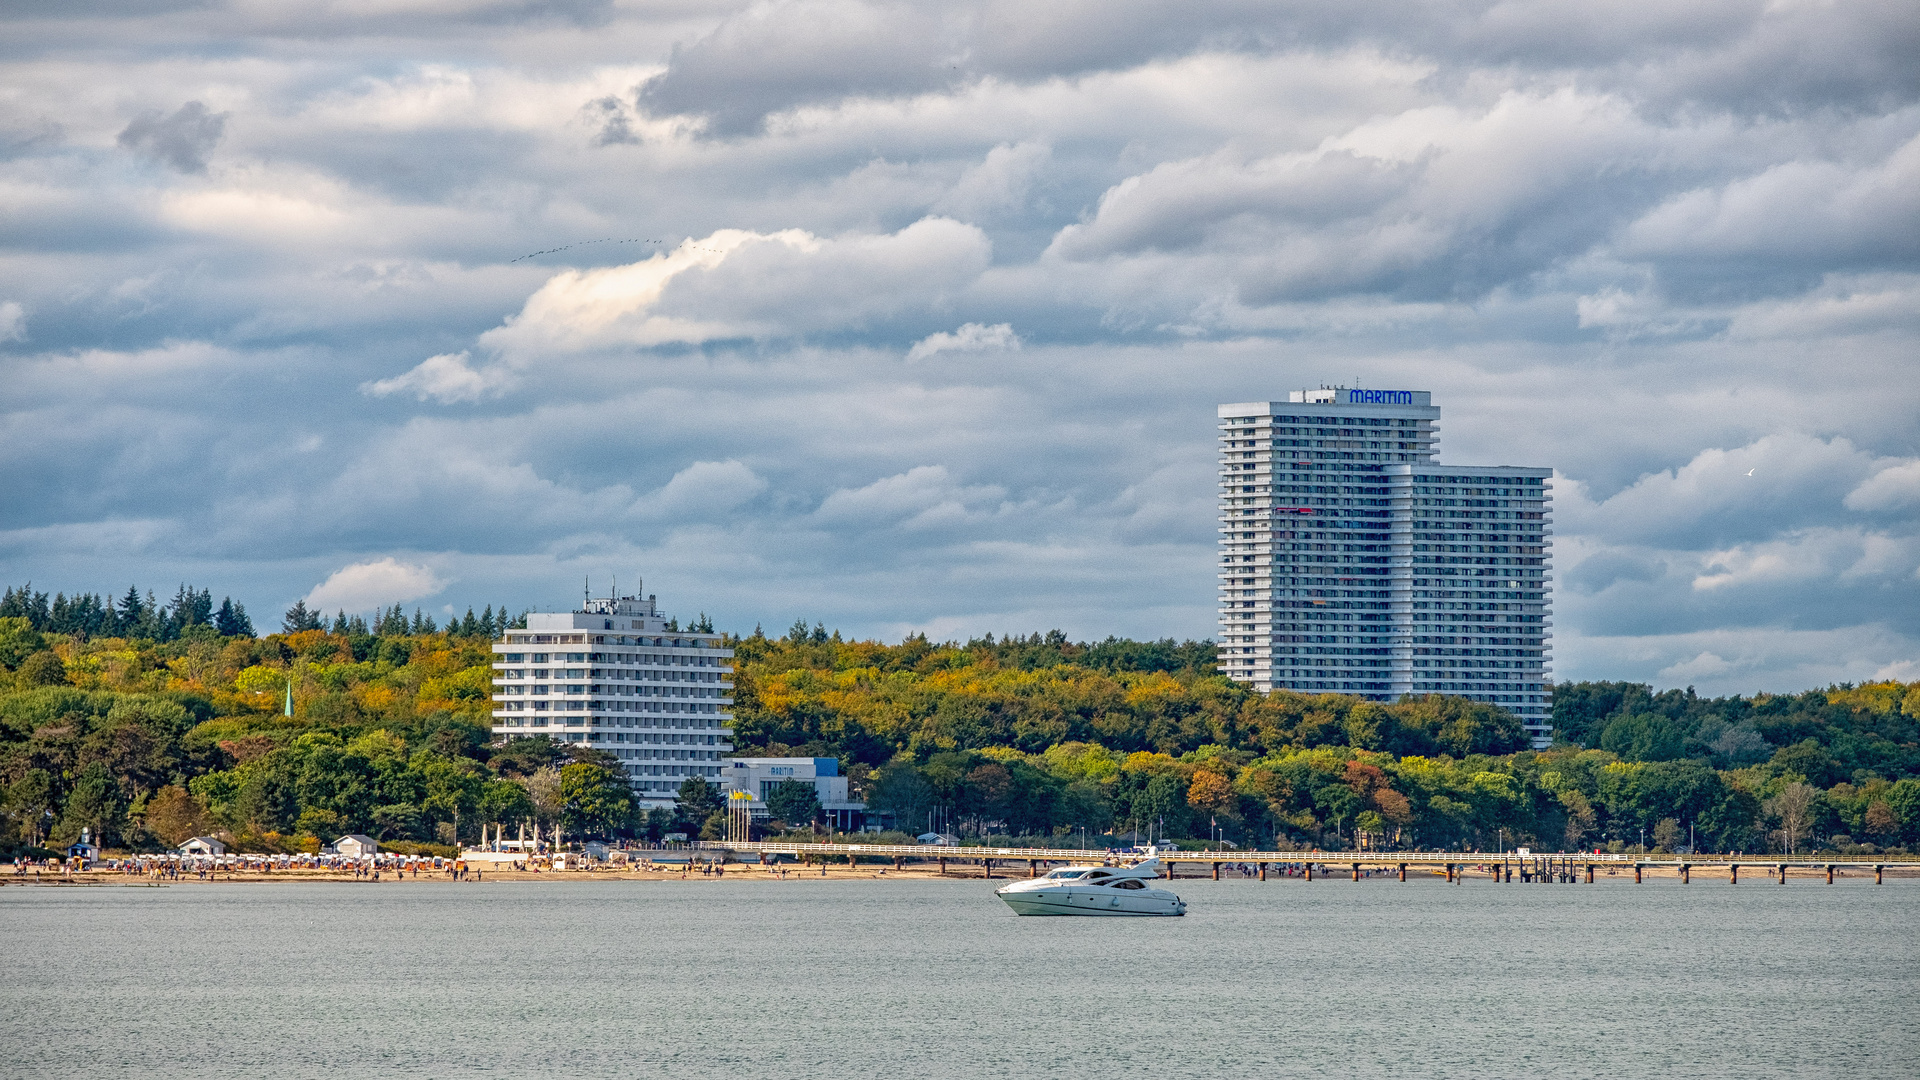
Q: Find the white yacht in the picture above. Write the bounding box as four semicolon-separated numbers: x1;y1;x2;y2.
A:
994;855;1187;916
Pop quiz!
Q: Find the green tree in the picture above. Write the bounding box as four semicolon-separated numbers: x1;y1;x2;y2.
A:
0;617;46;669
478;779;535;830
18;651;67;687
143;785;209;847
561;762;637;837
674;775;723;832
865;760;935;832
1599;713;1685;762
282;599;322;634
8;769;55;846
766;778;821;826
56;762;123;846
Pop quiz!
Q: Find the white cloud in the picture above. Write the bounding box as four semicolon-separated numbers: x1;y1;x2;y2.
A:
476;218;992;359
0;301;25;343
907;322;1020;360
305;557;447;613
933;141;1051;220
1619;130;1920;263
361;351;507;403
813;465;1007;529
1559;622;1920;696
1553;433;1888;547
1725;274;1920;340
637;460;767;519
1658;651;1733;683
1845;459;1920;513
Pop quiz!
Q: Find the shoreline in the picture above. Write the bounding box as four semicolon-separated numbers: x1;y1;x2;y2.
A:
7;862;1915;887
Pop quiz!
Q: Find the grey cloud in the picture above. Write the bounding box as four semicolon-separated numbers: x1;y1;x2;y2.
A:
1554;433;1896;549
636;1;1920;137
117;101;226;173
7;1;1920;693
585;96;640;146
1563;550;1664;596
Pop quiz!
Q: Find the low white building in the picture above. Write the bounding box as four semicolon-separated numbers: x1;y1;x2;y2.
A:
334;834;378;858
178;836;226;856
490;589;734;811
719;757;866;831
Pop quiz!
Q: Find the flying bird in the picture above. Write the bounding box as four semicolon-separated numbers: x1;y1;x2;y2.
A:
1746;468;1755;476
510;238;665;263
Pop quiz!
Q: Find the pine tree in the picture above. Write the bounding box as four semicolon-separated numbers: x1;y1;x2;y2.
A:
215;597;255;637
331;610;349;634
283;599;321;634
117;585;145;636
141;589;163;639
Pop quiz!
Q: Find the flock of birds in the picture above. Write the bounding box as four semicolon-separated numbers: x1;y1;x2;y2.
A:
510;237;732;263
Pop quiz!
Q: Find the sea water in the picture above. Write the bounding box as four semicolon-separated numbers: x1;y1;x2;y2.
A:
2;875;1914;1078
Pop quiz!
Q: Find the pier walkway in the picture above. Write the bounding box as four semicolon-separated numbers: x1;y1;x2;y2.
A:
690;841;1918;884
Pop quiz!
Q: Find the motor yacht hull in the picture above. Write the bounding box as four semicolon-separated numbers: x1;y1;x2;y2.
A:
996;884;1186;916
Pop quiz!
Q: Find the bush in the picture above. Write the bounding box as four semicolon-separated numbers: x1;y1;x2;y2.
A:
383;840;457;858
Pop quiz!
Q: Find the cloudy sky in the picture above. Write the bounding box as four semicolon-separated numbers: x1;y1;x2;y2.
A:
3;0;1917;694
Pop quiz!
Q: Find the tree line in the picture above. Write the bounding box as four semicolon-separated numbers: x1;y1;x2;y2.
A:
0;582;1916;858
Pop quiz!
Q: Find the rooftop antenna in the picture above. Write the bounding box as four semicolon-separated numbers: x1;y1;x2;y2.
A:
584;575;590;608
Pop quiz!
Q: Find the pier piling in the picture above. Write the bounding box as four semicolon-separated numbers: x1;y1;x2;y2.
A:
1399;863;1407;882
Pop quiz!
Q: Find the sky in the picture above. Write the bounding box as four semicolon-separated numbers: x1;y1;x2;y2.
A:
2;0;1917;696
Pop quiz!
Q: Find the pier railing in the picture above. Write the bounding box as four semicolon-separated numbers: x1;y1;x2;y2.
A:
689;841;1918;868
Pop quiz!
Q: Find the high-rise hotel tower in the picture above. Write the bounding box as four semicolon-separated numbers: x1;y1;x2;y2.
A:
490;591;734;810
1218;388;1553;747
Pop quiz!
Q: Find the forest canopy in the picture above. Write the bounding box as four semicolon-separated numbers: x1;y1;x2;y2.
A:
1;582;1917;858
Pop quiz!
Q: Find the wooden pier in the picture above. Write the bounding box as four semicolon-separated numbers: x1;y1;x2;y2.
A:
692;841;1915;883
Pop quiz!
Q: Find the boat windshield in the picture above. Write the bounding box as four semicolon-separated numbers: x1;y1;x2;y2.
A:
1049;869;1089;879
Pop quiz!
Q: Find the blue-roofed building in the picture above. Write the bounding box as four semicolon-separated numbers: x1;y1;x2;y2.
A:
721;757;866;831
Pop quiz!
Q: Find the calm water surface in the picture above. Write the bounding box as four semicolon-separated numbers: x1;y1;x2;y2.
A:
2;875;1914;1079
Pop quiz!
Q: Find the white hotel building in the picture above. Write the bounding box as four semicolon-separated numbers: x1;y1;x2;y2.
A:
1218;388;1554;747
490;592;734;809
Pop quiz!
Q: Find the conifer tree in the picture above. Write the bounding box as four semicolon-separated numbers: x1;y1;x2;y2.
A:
118;585;145;636
214;597;253;637
282;599;321;634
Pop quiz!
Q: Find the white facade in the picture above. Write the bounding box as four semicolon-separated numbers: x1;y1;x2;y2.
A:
335;834;378;858
1218;388;1554;747
490;592;734;810
719;757;866;830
